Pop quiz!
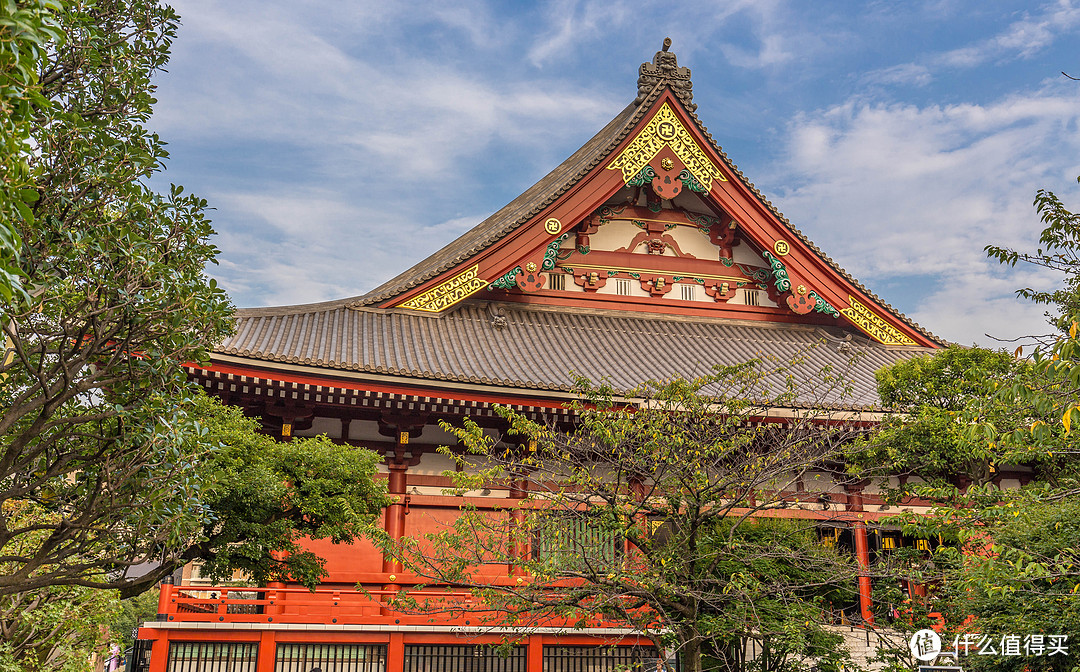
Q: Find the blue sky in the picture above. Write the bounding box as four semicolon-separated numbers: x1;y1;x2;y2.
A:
151;0;1080;346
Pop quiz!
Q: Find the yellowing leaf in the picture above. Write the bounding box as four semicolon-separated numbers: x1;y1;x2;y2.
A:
1064;407;1074;434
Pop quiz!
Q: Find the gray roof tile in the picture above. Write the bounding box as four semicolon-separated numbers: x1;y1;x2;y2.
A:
220;302;933;408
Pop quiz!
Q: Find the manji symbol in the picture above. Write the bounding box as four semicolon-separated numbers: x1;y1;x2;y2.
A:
606;103;726;191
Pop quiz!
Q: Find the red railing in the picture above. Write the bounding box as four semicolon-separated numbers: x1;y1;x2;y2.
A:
156;578;628;629
159;584;484;624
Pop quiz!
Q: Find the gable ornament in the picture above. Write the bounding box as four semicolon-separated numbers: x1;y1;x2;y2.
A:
636;37;696;112
607;103;727;195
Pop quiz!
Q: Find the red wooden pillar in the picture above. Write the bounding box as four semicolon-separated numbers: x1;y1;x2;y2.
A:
382;462;408;573
266;550;287;615
628;473;647;559
528;634;544;672
382;427;418;614
509;458;530;576
388;632;405;672
265;581;285;615
853;521;874;625
847;489;874;626
149;635;168;672
156;575;174;620
257;630;276;671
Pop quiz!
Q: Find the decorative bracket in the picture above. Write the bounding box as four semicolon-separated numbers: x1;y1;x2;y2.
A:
761;251;842;318
489;232;573;293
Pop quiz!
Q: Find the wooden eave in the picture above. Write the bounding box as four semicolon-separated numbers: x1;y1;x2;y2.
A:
214;300;934;410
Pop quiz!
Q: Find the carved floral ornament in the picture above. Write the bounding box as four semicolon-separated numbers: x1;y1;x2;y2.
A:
607;103;727;195
840;296;917;346
397;264;488;313
758;252;915;344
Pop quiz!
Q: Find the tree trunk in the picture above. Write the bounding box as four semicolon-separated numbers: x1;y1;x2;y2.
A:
681;636;703;672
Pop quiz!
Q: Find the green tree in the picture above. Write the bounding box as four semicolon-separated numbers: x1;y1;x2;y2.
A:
0;0;389;605
862;179;1080;672
0;0;63;303
858;346;1042;488
0;500;118;671
0;393;389;668
0;0;234;595
392;360;870;672
148;392;389;591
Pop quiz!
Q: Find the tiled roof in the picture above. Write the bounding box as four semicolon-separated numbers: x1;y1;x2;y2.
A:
356;97;651;307
347;76;943;346
219;301;933;408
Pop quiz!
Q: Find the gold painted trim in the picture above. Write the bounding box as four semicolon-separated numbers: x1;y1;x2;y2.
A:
607;102;727;190
607;215;707;228
557;263;746;283
840;296;916;345
397;264;488;313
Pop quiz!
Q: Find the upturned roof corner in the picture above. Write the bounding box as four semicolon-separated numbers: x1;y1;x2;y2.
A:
636;37;696;112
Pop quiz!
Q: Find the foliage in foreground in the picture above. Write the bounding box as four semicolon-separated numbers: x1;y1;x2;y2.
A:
0;501;117;671
864;179;1080;672
172;393;389;590
0;0;63;302
0;392;389;668
392;358;873;672
0;0;234;595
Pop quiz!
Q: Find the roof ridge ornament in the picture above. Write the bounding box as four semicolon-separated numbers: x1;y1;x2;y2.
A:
636;37;696;112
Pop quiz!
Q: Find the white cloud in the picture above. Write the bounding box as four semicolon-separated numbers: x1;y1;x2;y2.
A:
155;3;620;189
771;82;1080;346
851;2;1080;95
910;270;1063;347
862;63;933;87
204;187;494;307
935;1;1080;68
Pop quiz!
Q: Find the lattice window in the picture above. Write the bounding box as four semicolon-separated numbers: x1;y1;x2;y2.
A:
129;639;153;672
616;278;631;296
533;514;623;571
543;646;660;672
549;273;565;291
680;284;696;301
743;288;760;306
167;642;258;672
403;645;526;672
276;643;387;672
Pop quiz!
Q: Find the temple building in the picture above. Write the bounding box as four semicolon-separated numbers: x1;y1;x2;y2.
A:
136;41;949;672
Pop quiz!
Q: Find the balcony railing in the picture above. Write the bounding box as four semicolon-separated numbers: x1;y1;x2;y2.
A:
158;584;486;625
155;577;621;629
